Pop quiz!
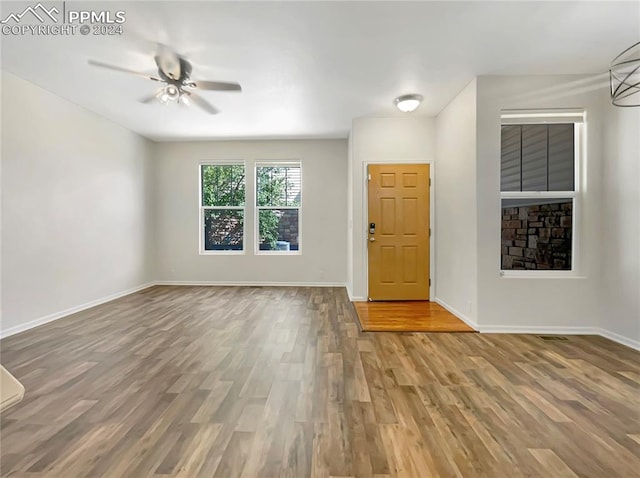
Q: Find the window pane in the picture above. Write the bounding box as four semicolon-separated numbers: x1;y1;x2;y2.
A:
201;165;245;207
258;209;299;251
257;166;301;207
204;209;243;251
501;124;575;193
521;125;548;191
501;199;572;270
548;124;574;191
501;125;521;191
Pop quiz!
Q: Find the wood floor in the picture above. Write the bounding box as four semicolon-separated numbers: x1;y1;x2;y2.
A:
1;286;639;478
353;301;476;332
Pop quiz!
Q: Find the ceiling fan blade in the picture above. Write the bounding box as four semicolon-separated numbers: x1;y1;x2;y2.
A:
192;80;242;92
187;91;219;114
88;60;161;81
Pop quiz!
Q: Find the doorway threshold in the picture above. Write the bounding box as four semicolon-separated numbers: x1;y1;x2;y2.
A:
352;301;476;333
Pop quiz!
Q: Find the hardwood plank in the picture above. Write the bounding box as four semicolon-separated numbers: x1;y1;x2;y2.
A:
528;449;580;478
353;301;475;332
0;286;638;477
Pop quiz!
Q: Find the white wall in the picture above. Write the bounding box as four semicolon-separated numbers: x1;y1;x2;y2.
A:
435;80;478;324
5;70;635;348
1;72;155;336
475;75;604;331
348;116;436;300
154;139;347;285
600;99;640;347
347;131;354;295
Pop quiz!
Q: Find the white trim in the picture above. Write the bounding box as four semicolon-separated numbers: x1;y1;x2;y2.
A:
0;282;156;339
199;250;245;256
500;272;587;279
253;160;302;167
254;161;302;255
345;285;367;302
362;159;435;300
596;328;640;351
198;161;247;255
476;325;640;351
433;298;478;330
154;281;346;287
253;250;302;256
501;108;585;123
499;120;584;277
500;191;578;199
2;283;638;353
478;325;597;335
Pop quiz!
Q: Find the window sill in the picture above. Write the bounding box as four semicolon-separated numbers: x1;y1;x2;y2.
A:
500;271;586;279
255;251;302;256
199;250;245;256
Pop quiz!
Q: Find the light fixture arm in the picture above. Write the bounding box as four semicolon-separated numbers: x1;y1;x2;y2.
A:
610;41;640;107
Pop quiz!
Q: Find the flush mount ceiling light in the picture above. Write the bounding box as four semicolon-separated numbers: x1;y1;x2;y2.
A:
610;41;640;107
394;94;423;112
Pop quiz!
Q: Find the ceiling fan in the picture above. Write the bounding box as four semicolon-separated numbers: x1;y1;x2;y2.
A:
88;48;241;114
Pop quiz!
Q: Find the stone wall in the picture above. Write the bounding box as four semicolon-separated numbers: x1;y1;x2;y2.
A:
501;201;572;270
204;214;243;250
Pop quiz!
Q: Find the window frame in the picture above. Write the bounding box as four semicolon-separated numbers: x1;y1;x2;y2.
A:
198;160;247;255
499;110;585;277
254;160;302;256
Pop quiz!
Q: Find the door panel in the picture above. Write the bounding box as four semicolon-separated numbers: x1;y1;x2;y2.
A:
368;164;430;300
402;246;418;283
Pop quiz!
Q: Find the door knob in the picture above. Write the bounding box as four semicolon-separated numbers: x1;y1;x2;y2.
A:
369;237;376;242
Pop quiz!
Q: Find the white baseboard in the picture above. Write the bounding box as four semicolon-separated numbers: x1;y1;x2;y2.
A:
596;327;640;351
433;298;478;330
3;282;638;352
477;325;640;351
347;289;367;302
154;281;346;287
478;325;598;335
0;282;156;339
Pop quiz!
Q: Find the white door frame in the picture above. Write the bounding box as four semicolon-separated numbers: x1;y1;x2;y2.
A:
362;159;435;300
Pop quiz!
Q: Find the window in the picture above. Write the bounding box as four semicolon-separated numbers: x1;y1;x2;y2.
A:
500;110;583;273
200;163;245;253
255;162;301;253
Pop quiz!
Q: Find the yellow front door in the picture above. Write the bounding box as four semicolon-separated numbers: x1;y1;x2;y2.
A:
367;164;430;300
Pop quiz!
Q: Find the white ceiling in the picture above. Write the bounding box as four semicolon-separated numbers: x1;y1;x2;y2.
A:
2;1;638;141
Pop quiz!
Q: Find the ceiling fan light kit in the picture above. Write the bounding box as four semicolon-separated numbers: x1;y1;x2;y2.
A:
394;94;423;112
610;41;640;107
88;48;242;114
160;85;180;103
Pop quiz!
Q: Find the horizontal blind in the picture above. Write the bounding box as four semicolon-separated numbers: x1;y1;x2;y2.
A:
500;125;521;191
256;164;301;207
548;124;574;191
521;124;547;191
500;124;575;192
284;166;301;206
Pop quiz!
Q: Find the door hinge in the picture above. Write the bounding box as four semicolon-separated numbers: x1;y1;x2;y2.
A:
368;173;371;181
429;278;431;286
429;228;431;237
429;178;431;186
